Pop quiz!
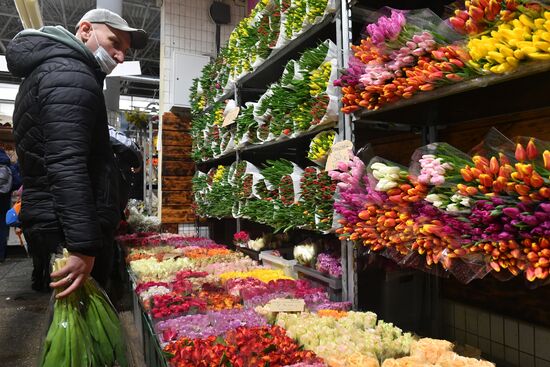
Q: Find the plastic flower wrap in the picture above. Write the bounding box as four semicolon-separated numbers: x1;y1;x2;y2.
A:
248;237;266;251
294;242;318;266
449;0;533;35
467;8;550;74
233;230;250;247
336;8;473;113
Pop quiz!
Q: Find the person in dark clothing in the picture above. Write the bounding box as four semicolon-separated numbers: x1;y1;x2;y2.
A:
109;126;143;215
6;8;147;298
0;148;21;262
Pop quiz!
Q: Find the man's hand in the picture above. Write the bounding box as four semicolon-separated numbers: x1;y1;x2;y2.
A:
50;252;95;298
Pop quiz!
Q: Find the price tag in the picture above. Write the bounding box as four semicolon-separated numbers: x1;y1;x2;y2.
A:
222;107;240;127
265;298;305;313
325;140;353;171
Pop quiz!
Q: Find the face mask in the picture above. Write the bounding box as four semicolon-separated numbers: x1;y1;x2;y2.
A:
91;28;118;74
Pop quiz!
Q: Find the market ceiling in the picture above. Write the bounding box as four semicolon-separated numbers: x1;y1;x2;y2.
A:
0;0;160;98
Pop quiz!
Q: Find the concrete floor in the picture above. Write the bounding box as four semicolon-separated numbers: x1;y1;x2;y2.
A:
0;256;51;367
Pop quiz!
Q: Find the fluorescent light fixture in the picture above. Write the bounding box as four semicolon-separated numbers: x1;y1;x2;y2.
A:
108;61;142;77
14;0;43;29
0;56;8;73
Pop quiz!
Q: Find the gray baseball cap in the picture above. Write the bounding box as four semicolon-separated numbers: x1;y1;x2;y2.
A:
76;8;148;49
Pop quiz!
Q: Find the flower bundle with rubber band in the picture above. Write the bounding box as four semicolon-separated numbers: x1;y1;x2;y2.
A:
308;130;336;164
40;254;127;367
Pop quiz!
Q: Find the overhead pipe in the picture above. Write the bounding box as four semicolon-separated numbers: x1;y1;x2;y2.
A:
13;0;43;29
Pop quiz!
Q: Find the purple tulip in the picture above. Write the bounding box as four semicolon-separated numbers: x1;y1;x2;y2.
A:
503;207;520;218
520;215;539;226
540;203;550;213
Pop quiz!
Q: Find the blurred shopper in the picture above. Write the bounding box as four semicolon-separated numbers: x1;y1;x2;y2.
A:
6;9;147;297
0;148;21;262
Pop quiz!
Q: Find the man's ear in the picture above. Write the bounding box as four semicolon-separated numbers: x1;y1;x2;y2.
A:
78;20;93;43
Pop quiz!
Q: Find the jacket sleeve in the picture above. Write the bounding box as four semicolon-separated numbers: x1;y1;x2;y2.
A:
38;65;102;256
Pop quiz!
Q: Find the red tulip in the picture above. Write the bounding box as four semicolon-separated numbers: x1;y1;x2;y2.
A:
515;143;526;162
526;139;538;160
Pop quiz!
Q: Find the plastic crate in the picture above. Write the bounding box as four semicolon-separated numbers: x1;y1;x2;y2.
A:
260;250;298;278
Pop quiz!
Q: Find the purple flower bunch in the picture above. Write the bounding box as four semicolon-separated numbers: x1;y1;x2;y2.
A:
366;9;406;45
316;253;343;277
330;155;387;225
244;291;294;308
156;308;267;343
333;56;366;88
470;200;550;242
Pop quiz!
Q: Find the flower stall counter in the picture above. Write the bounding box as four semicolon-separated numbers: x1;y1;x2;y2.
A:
118;232;496;367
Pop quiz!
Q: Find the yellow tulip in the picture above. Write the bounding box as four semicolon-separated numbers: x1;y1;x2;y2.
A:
488;51;505;64
519;14;535;30
513;49;526;59
521;46;538;54
506;57;519;67
534;41;550;50
528;52;550;60
498;45;514;58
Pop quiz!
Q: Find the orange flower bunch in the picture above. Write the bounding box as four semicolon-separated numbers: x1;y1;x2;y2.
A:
183;248;232;259
317;309;348;319
470;237;549;281
126;252;154;262
198;290;243;311
459;139;549;202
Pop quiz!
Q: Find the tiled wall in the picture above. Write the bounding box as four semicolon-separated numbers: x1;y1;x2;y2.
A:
159;0;246;113
442;299;550;367
157;0;246;216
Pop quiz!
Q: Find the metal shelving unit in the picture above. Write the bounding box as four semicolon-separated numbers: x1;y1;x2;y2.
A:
194;3;355;306
192;0;550;314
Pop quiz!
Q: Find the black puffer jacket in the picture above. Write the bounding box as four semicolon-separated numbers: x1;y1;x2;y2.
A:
7;26;120;256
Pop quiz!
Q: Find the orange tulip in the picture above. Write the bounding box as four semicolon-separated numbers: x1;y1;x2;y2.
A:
515;163;533;176
489;156;500;175
479;173;493;187
466;186;479;196
460;168;474;182
530;171;544;188
514;184;530;196
544;150;550;170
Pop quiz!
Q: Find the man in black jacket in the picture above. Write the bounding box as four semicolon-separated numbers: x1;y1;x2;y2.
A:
6;9;147;298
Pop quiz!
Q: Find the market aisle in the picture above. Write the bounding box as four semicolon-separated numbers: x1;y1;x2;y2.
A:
0;257;50;367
